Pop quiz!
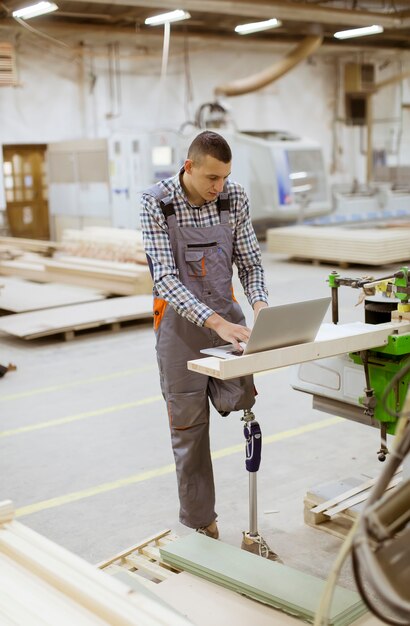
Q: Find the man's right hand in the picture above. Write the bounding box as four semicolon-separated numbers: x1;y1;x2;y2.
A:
204;313;251;352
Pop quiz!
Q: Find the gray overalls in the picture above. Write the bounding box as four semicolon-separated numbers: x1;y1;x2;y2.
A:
146;184;256;529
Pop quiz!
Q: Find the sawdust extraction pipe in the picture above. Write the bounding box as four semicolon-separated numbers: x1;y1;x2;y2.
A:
214;35;323;97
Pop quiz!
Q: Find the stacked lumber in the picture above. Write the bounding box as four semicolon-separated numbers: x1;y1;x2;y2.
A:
0;500;192;626
0;254;152;295
0;235;58;256
61;227;147;264
267;225;410;265
160;533;366;626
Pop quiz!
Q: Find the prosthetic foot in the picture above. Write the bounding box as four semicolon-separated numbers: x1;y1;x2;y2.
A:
241;409;283;563
241;531;283;563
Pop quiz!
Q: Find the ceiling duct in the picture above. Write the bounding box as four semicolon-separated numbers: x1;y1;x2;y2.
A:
214;35;323;97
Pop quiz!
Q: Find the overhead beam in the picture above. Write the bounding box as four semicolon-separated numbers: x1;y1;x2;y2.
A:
67;0;401;28
1;19;404;54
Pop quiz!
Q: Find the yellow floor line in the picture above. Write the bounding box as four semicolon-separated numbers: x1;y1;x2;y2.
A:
0;368;287;438
0;396;163;438
0;364;283;404
0;365;157;403
15;416;341;519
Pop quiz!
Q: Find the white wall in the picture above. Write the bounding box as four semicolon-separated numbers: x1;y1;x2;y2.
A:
2;33;410;187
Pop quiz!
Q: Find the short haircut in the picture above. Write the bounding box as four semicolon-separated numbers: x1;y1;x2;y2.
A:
187;131;232;164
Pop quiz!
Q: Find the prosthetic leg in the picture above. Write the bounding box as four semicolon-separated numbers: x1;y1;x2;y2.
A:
240;409;283;562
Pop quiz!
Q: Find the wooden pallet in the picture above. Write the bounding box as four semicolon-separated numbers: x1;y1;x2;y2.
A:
304;473;402;539
98;530;181;589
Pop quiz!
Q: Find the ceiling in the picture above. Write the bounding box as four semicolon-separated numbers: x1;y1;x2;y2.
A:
1;0;410;51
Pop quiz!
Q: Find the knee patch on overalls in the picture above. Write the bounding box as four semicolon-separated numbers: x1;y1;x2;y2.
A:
166;389;209;430
208;376;256;415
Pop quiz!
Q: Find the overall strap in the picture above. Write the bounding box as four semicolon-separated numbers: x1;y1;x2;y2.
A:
217;183;230;224
143;184;176;279
144;184;175;221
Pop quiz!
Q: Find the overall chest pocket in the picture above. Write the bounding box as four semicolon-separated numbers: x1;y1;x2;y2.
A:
184;249;207;277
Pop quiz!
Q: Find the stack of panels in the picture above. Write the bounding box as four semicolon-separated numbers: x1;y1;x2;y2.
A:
267;225;410;265
160;534;366;626
61;227;146;264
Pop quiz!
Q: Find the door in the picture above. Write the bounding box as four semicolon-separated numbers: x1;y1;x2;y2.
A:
2;145;49;239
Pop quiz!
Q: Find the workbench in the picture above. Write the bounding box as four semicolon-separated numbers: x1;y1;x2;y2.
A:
188;320;410;380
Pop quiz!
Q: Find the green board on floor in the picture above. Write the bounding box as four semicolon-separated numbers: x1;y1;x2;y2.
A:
160;534;367;626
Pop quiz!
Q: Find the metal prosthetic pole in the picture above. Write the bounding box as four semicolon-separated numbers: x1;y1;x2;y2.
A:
240;409;282;562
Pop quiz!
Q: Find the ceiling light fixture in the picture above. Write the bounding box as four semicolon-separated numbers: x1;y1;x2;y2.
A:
334;24;384;40
235;18;282;35
145;9;191;26
12;1;58;19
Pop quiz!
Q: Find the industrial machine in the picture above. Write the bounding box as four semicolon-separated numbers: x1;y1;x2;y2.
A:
292;266;410;461
46;127;331;237
181;128;332;227
291;267;410;625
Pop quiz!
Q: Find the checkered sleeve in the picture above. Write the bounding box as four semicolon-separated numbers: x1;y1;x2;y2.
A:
231;186;269;307
140;193;215;326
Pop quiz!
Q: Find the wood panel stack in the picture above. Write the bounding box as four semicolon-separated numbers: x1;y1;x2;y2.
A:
0;233;152;295
0;500;192;626
160;533;367;626
61;227;147;264
267;225;410;266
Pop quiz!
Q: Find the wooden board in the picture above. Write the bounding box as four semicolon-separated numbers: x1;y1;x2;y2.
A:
188;320;410;380
0;276;106;313
266;225;410;266
0;295;153;339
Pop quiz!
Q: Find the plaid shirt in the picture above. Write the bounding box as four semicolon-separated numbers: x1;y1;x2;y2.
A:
140;170;268;326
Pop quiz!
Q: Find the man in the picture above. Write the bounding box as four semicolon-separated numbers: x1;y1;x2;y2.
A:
141;131;278;557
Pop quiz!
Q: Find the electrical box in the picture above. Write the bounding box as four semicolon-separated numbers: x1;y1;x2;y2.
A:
344;63;375;93
345;93;368;125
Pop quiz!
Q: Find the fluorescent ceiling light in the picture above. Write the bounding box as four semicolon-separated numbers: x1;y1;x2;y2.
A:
235;18;282;35
334;24;384;40
12;1;58;19
145;9;191;26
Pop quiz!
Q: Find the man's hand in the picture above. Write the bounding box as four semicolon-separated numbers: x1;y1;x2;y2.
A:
205;313;251;352
253;300;268;322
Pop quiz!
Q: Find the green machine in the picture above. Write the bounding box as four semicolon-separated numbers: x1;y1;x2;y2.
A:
328;266;410;460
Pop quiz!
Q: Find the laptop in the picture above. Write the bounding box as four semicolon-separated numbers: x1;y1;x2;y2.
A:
200;297;331;359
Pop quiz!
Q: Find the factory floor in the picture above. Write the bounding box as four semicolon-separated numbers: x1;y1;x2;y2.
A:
0;251;397;591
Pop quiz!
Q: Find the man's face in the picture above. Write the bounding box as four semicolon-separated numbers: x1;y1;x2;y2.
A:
184;155;231;203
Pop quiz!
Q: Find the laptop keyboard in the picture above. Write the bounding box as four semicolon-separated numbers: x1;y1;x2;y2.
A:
228;349;244;356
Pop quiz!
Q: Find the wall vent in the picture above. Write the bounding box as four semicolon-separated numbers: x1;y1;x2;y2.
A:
0;43;18;87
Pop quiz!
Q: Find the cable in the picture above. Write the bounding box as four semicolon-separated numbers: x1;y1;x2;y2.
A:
313;518;359;626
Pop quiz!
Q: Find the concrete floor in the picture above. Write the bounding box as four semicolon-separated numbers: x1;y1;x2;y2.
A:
0;251;398;592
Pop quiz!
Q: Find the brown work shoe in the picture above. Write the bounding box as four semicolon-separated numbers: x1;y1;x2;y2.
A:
196;520;219;539
241;532;283;563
